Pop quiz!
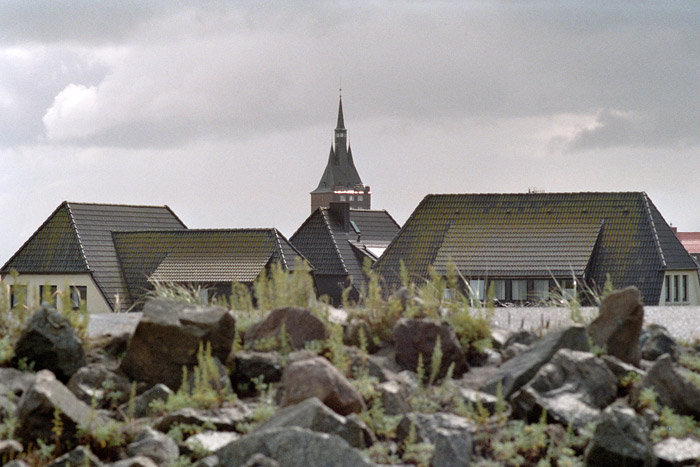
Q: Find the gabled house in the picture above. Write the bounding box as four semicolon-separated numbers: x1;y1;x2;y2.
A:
675;231;700;264
290;202;400;304
372;192;700;306
112;228;308;308
1;202;187;313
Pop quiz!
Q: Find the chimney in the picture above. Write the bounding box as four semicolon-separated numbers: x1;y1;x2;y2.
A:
329;202;351;232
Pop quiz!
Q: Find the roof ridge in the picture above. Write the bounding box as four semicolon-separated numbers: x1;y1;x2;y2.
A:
113;228;277;234
425;191;644;197
271;229;289;270
321;210;349;274
66;201;173;209
641;192;667;269
65;203;90;271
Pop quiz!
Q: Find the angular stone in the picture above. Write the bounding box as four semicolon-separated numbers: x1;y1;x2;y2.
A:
215;426;374;467
242;453;280;467
255;397;368;448
654;437;700;466
279;356;365;416
503;330;538;349
192;455;220;467
456;387;501;415
393;318;468;381
377;380;411;416
67;362;131;409
482;325;589;398
601;355;646;380
501;342;529;362
511;349;617;430
588;287;644;366
47;445;103;466
631;354;700;419
396;412;475;467
640;324;681;362
127;427;179;466
231;351;282;396
245;307;327;351
0;367;35;399
110;457;159;467
154;406;252;433
3;461;31;467
130;383;173;418
120;298;236;390
12;305;86;382
15;370;110;445
186;430;239;454
584;404;656;467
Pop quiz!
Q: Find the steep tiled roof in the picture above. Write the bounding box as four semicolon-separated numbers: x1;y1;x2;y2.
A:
113;229;306;307
1;202;186;311
373;192;697;304
291;207;400;294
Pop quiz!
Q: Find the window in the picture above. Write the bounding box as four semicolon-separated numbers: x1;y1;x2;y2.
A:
674;275;680;302
442;288;457;301
683;274;688;302
358;195;363;201
665;275;671;302
349;195;354;201
532;280;550;301
340;195;346;201
469;279;485;300
512;280;527;301
39;285;58;308
491;280;506;301
561;279;577;300
69;286;87;310
10;285;27;309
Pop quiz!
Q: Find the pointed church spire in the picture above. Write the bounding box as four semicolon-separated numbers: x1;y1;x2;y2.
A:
336;93;345;130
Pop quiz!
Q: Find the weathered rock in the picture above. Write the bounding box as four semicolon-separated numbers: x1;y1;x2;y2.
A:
501;342;529;362
154;406;252;433
393;318;468;380
654;437;700;466
631;354;700;419
396;412;476;467
584;404;656;467
279;356;365;415
110;456;159;467
482;325;589;398
489;326;513;350
602;354;646;380
0;367;35;398
215;426;374;467
456;387;502;415
503;330;539;349
588;287;644;366
348;347;402;383
15;370;110;445
640;324;681;362
3;461;31;467
127;427;179;466
377;380;411;416
12;305;86;382
186;431;239;455
192;455;220;467
231;351;282;396
245;307;327;351
120;298;236;390
0;439;23;460
256;397;369;448
130;383;173;418
67;362;131;409
241;453;280;467
47;445;103;466
511;349;617;430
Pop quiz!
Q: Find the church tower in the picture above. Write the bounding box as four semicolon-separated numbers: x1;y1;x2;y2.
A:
310;95;371;212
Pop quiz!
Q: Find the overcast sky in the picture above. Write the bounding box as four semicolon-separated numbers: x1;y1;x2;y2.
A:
1;1;699;264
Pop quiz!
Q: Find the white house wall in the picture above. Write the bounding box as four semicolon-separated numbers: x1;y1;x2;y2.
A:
2;273;113;314
659;270;700;306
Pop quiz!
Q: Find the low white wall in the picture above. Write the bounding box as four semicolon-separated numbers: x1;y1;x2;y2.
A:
2;273;113;314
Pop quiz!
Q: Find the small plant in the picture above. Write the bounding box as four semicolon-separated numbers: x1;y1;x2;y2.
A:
428;336;443;386
401;421;434;467
636;387;659;412
651;407;700;442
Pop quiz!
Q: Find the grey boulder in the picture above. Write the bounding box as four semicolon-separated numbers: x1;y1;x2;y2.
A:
587;287;644;366
120;298;236;390
215;426;374;467
631;354;700;419
12;305;86;382
127;427;179;466
396;412;476;467
245;307;327;351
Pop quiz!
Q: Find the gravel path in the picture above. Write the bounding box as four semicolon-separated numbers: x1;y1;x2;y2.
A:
87;306;700;343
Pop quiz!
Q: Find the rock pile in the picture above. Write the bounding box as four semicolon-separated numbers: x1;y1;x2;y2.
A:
1;293;699;466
